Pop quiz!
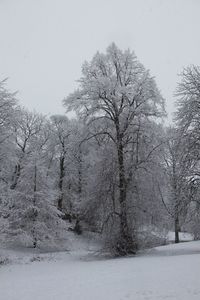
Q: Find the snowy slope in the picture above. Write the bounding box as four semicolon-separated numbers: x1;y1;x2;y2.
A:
1;241;200;300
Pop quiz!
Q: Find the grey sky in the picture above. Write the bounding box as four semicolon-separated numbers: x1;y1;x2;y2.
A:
0;0;199;121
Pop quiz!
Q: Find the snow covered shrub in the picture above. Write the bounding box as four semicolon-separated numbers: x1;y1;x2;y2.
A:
3;154;66;249
4;192;65;248
101;214;137;256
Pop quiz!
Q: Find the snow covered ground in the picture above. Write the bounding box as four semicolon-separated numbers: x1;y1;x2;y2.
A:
1;240;200;300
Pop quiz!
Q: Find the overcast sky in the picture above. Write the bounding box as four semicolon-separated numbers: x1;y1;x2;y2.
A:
0;0;200;122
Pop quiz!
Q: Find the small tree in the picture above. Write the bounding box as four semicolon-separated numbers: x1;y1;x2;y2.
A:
10;108;44;190
0;79;17;186
4;152;65;248
161;128;194;243
174;65;200;240
50;115;72;211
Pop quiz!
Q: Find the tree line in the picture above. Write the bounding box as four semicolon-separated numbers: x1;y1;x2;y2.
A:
0;44;200;255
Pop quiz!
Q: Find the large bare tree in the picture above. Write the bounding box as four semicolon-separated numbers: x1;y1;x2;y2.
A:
64;44;165;255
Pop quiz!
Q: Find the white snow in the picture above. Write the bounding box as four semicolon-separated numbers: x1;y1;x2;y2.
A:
1;241;200;300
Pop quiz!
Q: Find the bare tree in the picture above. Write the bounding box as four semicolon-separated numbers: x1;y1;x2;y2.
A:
161;128;195;243
10;109;44;190
50;115;72;211
64;43;165;255
174;65;200;240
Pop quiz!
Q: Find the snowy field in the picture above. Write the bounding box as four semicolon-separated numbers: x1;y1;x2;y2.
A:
1;240;200;300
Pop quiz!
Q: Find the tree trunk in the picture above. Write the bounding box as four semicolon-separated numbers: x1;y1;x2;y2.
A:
78;148;82;196
116;134;136;255
32;164;37;248
175;216;180;243
58;156;65;210
73;148;83;234
10;163;21;189
174;195;180;243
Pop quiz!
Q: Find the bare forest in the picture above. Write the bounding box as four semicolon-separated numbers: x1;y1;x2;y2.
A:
1;44;200;256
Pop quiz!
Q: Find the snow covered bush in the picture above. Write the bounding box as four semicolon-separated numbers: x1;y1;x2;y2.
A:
3;153;66;249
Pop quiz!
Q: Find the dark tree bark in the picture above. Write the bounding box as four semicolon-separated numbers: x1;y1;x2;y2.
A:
175;215;180;243
10;163;21;190
58;155;65;211
32;165;38;248
115;123;136;255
